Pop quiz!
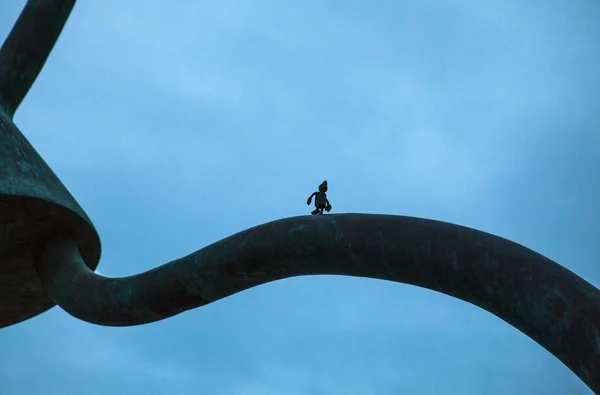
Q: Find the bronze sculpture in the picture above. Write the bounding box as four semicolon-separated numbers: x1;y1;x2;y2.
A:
0;1;598;392
307;180;332;215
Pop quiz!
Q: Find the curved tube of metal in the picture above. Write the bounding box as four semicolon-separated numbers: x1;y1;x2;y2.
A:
0;0;75;118
4;0;598;392
0;0;100;328
36;214;600;392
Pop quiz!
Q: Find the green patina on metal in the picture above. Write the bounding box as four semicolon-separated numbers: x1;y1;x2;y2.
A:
0;1;599;393
0;0;101;327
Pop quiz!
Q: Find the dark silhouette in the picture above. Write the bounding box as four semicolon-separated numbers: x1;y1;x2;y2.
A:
0;1;599;393
306;180;332;215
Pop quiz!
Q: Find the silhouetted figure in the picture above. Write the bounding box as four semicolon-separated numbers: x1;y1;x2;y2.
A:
307;180;332;215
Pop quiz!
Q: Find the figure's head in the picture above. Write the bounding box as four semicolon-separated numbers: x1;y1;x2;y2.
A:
319;180;328;192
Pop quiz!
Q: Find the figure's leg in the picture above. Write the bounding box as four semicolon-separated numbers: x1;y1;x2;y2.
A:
311;208;320;215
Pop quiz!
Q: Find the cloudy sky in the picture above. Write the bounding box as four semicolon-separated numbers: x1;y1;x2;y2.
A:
1;0;599;394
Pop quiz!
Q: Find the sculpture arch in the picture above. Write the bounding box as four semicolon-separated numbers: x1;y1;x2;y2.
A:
36;215;600;391
0;0;598;392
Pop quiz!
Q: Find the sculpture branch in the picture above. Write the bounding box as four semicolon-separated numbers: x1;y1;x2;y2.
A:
0;0;76;118
1;1;599;393
36;214;600;392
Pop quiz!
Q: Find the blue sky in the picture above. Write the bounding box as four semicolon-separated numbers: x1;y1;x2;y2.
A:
1;0;599;394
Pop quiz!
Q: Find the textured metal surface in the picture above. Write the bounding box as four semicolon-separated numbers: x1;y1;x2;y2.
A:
0;0;75;118
0;0;101;328
38;215;600;392
1;0;599;393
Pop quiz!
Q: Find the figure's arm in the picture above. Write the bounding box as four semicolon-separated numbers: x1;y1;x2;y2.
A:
325;198;332;212
307;192;317;205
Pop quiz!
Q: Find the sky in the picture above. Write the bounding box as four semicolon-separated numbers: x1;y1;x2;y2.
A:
1;0;599;394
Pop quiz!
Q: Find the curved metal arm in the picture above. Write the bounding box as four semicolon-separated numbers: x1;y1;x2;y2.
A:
2;1;598;392
0;0;76;118
36;214;600;392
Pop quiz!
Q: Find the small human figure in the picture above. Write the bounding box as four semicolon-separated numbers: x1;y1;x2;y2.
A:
306;180;332;215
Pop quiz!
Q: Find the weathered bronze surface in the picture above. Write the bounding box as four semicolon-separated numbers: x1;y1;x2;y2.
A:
0;0;101;328
0;1;598;393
